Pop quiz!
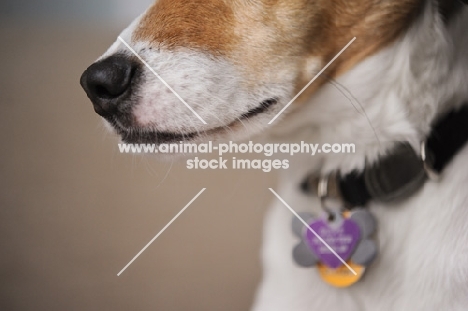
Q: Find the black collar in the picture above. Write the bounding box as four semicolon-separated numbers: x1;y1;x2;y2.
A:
439;0;467;23
301;104;468;209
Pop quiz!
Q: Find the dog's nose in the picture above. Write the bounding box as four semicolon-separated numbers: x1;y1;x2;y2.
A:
80;55;137;117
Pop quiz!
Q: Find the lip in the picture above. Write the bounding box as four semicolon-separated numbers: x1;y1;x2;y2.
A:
113;98;278;144
240;98;278;119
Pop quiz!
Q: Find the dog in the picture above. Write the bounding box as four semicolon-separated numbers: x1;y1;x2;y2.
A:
81;0;468;310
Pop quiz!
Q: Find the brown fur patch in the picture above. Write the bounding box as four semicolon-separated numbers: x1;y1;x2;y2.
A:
324;0;424;71
133;0;424;100
133;0;237;55
290;0;425;102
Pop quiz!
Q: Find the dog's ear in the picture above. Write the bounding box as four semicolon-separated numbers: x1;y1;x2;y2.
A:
438;0;466;23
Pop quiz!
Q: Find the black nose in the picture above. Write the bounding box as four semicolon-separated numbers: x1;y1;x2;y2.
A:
80;55;137;117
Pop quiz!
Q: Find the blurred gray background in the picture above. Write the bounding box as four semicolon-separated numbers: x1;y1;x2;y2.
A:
1;0;152;23
0;1;275;310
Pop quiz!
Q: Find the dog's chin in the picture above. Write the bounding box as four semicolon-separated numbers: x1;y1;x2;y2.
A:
119;130;197;145
110;98;279;145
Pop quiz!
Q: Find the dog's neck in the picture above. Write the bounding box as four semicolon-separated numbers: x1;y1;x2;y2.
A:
270;2;468;179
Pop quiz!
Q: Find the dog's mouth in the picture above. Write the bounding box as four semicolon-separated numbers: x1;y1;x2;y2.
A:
111;98;278;144
239;98;278;119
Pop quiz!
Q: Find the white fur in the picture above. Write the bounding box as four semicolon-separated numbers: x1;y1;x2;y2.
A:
253;3;468;311
96;1;468;310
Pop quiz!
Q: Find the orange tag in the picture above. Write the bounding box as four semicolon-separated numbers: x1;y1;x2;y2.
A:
317;261;365;288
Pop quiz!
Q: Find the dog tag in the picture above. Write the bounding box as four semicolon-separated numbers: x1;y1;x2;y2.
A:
317;262;366;288
293;241;319;267
305;215;361;269
291;209;378;288
350;209;376;239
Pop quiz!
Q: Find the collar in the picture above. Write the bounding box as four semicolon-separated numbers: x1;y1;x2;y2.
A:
440;0;467;22
300;104;468;210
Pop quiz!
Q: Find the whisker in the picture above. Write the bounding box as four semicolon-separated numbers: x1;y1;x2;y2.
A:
321;74;382;147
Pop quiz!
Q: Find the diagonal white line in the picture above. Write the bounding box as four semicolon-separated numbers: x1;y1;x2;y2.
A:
268;188;357;275
117;188;206;276
268;37;357;125
117;36;207;125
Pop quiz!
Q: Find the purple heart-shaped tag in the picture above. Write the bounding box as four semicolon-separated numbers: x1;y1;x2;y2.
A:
304;216;360;269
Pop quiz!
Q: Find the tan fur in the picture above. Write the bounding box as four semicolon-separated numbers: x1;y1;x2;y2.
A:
133;0;238;55
134;0;424;101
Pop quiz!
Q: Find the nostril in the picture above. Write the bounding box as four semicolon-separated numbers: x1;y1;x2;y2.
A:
94;85;115;99
92;79;131;100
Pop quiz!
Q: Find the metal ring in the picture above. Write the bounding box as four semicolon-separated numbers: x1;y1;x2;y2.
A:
421;141;440;181
317;173;345;215
318;175;333;216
